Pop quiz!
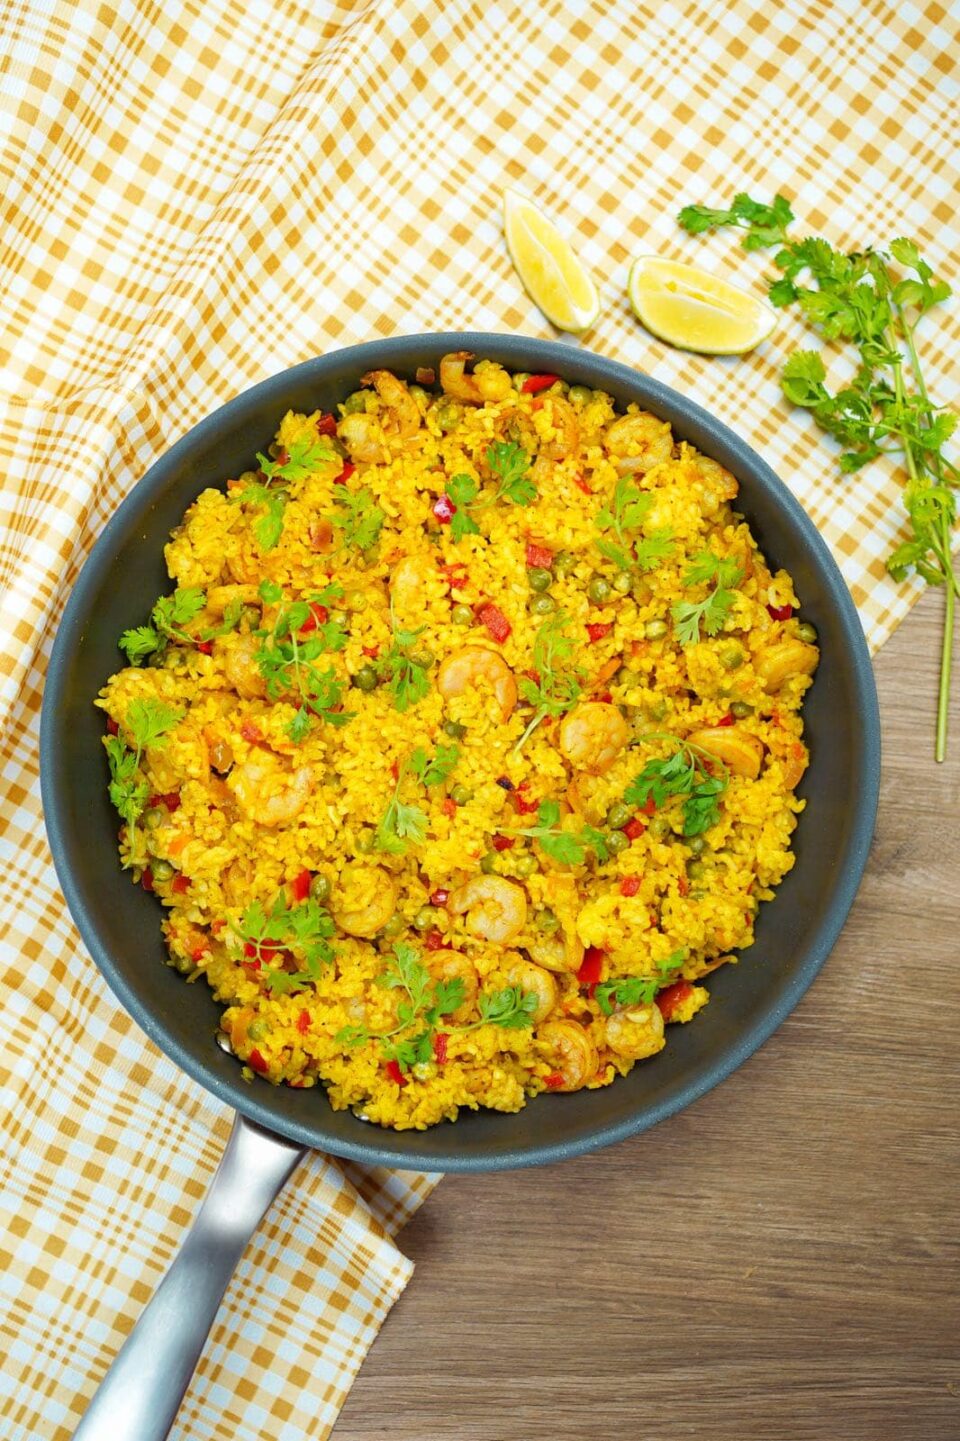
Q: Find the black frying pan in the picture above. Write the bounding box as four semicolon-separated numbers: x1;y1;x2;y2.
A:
41;334;880;1437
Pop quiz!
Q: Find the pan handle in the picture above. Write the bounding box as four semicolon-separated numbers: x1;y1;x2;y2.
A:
73;1111;307;1441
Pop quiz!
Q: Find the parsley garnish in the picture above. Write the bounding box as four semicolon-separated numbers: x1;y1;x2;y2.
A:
679;191;958;759
377;622;431;713
595;950;688;1015
515;798;609;866
255;589;351;741
256;436;335;484
624;736;728;837
328;483;385;553
104;697;181;831
447;473;482;541
671;551;743;645
515;612;584;750
119;586;207;665
233;891;336;993
373;745;460;854
236;483;287;551
486;441;536;506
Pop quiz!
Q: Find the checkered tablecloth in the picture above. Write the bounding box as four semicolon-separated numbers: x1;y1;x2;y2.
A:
0;1;956;1437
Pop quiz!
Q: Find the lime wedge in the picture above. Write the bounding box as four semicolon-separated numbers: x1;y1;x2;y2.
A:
504;188;600;333
627;255;776;354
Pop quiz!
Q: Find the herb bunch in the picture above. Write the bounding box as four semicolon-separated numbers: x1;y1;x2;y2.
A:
254;581;352;741
679;191;957;759
516;612;584;750
624;736;728;837
514;798;609;866
239;436;337;551
374;745;460;854
119;586;207;665
671;550;743;645
104;697;181;844
595;950;688;1014
233;891;336;995
444;442;536;542
595;476;674;573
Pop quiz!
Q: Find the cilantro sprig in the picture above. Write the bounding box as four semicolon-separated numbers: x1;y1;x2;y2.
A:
254;585;352;741
119;586;207;665
377;621;431;713
671;551;743;645
442;443;536;542
104;697;181;835
328;483;385;553
514;798;609;867
594;476;674;574
624;736;728;838
233;891;336;994
595;950;688;1015
516;612;584;750
373;745;460;854
679;191;958;759
256;436;335;484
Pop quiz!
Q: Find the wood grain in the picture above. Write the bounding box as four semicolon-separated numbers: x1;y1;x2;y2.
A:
334;591;960;1441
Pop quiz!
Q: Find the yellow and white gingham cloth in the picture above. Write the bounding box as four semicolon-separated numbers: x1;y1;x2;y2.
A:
0;1;956;1436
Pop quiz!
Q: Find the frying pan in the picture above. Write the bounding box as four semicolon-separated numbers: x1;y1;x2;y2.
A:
40;333;880;1437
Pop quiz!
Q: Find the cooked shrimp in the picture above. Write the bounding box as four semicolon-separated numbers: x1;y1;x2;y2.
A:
605;412;673;475
692;454;738;513
428;952;479;1023
503;959;557;1023
389;554;431;628
688;725;765;779
540;395;580;459
537;1018;598;1091
332;866;398;938
450;874;528;944
603;1003;665;1061
223;634;267;700
528;930;584;975
206;583;260;616
338;412;388;464
229;755;314;827
439;351;512;404
361;369;421;438
559;701;629;774
437;646;518;722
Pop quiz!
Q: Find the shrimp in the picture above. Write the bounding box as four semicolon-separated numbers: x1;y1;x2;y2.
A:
437;646;518;722
605;412;673;475
559;701;629;774
332;866;398;939
528;929;584;975
338;412;388;464
688;724;765;779
361;369;421;439
450;874;528;944
692;454;738;514
537;1019;598;1092
540;395;580;460
229;754;314;827
603;1003;665;1061
502;959;557;1023
439;351;512;405
223;634;267;700
428;952;479;1023
389;554;432;628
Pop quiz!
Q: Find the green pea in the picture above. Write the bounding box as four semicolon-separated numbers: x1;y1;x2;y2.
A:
645;618;668;640
328;609;349;629
443;719;467;740
535;907;559;933
687;834;707;856
480;850;500;875
346;588;368;612
797;621;818;644
514;853;537;878
450;783;472;805
646;696;669;721
247;1019;269;1041
606;830;629;856
613;571;633;595
412;1060;438;1082
382;913;405;939
414;906;439;931
436;402;463;431
355;828;375;854
272;489;290;506
410;648;434;670
606;800;632;829
354;665;378;692
553;550;576;577
648;814;672;840
236;470;260;486
151;859;175;882
686;859;707;880
616;666;639;687
587;576;611;604
528;567;552;592
530;594;556;616
720;644;744;672
143;808;165;831
730;700;754;719
340;391;367;415
309;873;332;904
568;385;593;408
451;604;474;627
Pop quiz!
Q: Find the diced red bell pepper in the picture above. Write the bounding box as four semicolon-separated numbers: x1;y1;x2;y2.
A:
297;1009;311;1033
522;374;560;394
440;562;469;589
240;720;263;743
171;874;190;895
290;868;312;902
478;603;511;643
492;834;516;851
657;980;694;1021
619;875;642;897
544;1071;566;1090
677;874;689;898
622;816;645;841
433;1032;449;1065
526;541;554;570
514;791;539;815
106;716;119;736
425;929;446;951
767;603;793;621
573;475;593;496
577;945;606;990
248;1048;269;1074
190;944;207;963
384;1059;407;1087
338;462;356;482
641;795;657;816
390;759;400;781
717;712;735;727
316;412;337;436
299;602;328;634
150;791;181;813
141;867;154;892
195;641;213;655
586;622;612;643
442;796;457;819
361;644;379;658
433;494;457;524
430;888;450;907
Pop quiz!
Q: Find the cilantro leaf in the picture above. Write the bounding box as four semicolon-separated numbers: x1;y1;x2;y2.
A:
515;612;584;750
118;625;160;664
126;697;181;750
409;744;460;787
486;441;536;506
624;737;728;837
256;436;335;483
595;951;687;1015
671;550;743;644
329;483;385;552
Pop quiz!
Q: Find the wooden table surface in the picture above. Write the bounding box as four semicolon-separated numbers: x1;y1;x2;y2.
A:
335;590;960;1441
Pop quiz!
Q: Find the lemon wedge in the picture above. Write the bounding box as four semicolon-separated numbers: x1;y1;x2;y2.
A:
627;255;776;354
503;188;600;333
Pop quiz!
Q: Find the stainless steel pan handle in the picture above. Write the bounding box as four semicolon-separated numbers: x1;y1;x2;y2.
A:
74;1112;307;1440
